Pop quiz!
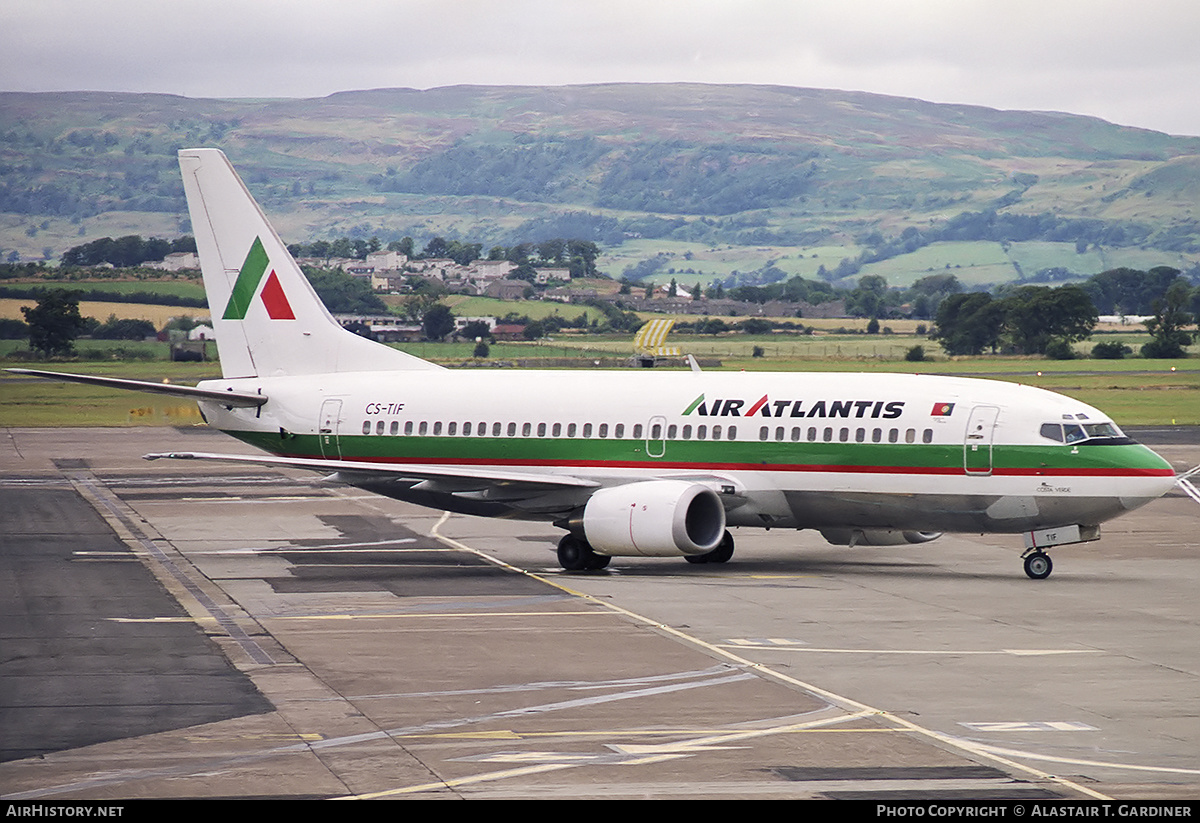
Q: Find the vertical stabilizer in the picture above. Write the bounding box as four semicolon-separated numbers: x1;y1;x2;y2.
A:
178;148;440;378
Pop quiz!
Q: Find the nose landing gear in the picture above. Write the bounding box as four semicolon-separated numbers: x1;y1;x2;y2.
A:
1022;550;1053;580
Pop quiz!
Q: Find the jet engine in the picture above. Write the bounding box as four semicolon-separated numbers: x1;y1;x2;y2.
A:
819;528;942;547
581;480;726;557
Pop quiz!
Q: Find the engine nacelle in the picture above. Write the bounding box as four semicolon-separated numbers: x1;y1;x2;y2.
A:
582;480;726;557
819;528;942;547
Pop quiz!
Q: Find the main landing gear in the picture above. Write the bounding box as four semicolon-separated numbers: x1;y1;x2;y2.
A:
684;530;735;565
557;534;611;571
1022;550;1053;580
554;530;737;571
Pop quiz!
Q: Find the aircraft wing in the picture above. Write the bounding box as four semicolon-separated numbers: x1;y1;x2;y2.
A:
6;368;267;408
144;450;600;489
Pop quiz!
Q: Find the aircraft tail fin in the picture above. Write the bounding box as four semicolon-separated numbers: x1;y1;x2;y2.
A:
178;148;440;378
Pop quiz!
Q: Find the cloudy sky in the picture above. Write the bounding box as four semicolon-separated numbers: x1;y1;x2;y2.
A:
4;0;1199;136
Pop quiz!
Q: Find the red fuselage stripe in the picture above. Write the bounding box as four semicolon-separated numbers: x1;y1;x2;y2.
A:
281;452;1175;478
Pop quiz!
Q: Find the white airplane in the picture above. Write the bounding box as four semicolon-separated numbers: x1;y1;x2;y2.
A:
12;149;1193;579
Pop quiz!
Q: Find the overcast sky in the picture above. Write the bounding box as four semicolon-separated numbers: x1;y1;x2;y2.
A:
4;0;1199;137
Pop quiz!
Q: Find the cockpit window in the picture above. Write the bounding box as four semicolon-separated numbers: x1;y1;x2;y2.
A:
1039;420;1130;444
1083;422;1121;439
1039;423;1064;442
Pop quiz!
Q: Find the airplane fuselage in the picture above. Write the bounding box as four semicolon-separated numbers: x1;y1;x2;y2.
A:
197;369;1177;536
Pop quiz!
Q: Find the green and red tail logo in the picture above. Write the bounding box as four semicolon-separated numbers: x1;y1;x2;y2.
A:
222;237;295;320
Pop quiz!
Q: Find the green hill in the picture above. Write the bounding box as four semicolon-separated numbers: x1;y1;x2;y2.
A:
2;84;1198;286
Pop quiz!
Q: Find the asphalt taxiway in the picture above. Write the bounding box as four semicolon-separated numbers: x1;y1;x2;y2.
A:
1;427;1197;800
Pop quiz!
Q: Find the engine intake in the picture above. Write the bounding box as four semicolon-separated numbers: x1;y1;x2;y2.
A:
582;480;726;557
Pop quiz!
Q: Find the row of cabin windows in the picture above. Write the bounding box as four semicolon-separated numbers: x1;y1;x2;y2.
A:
760;425;934;444
358;418;933;445
361;419;740;440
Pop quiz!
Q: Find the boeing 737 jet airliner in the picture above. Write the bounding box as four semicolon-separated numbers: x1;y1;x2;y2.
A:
12;149;1195;578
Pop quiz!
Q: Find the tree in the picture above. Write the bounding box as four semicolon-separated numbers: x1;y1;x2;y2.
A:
421;303;455;341
1141;279;1196;358
458;320;493;342
845;274;888;318
300;267;387;314
740;318;773;335
1000;285;1096;355
91;315;156;340
932;293;1004;355
21;290;86;356
422;236;450;259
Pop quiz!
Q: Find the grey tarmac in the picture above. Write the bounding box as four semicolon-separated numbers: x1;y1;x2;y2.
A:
1;427;1197;800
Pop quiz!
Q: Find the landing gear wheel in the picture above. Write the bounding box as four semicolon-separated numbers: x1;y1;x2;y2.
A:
1024;551;1053;580
557;534;607;572
710;531;735;563
684;531;735;565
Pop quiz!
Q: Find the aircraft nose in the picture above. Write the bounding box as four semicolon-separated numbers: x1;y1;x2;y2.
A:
1132;445;1180;499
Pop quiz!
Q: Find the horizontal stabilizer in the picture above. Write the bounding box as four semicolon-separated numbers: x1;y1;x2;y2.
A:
6;368;267;407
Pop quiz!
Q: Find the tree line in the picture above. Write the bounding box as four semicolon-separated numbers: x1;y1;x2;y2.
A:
61;235;196;268
933;280;1197;359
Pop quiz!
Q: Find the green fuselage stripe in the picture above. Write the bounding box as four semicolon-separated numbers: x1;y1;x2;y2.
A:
229;429;1171;477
